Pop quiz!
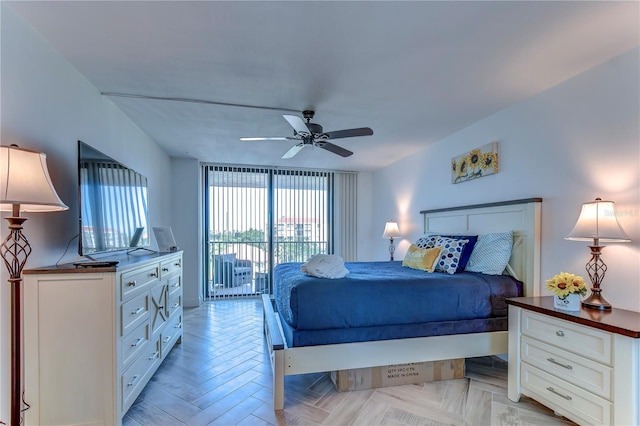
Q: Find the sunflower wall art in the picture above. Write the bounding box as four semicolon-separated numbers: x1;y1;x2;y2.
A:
451;141;499;184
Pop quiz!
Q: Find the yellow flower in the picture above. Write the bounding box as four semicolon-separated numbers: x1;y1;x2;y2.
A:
545;272;588;298
468;149;482;169
481;151;497;171
457;155;469;177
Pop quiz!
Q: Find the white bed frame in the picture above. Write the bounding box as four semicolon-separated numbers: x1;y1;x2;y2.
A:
262;198;542;410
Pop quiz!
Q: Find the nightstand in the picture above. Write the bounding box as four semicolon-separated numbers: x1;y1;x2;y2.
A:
507;296;640;426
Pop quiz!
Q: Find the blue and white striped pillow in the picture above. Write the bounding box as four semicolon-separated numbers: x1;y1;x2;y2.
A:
465;231;514;275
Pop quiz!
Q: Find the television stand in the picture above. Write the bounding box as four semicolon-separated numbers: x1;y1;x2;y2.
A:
73;260;119;268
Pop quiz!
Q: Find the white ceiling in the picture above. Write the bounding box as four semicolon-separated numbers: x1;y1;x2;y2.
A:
8;1;640;172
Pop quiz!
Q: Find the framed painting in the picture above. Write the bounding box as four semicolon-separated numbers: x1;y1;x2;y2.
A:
451;141;498;184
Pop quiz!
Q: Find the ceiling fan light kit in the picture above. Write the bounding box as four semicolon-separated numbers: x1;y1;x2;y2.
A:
242;110;373;159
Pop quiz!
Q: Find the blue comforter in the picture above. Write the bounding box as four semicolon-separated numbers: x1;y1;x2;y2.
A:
274;261;521;331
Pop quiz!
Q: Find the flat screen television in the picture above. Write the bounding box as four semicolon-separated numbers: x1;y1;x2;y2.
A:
78;141;150;256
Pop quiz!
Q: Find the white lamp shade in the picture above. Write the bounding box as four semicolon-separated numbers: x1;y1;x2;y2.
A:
382;220;401;239
566;199;630;243
0;145;69;212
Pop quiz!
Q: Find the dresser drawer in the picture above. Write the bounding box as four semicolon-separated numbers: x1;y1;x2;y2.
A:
161;313;183;358
160;256;182;279
121;337;161;411
167;274;182;296
521;310;612;364
168;292;182;317
120;340;160;411
521;336;612;399
120;264;160;301
521;363;612;426
122;320;150;369
121;292;149;336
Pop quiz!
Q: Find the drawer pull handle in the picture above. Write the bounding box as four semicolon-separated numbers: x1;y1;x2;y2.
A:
175;322;182;329
158;305;165;310
163;267;169;272
127;374;140;387
132;307;144;315
149;351;159;360
150;271;158;278
163;336;172;343
131;338;144;347
555;331;565;337
128;280;137;287
546;386;572;401
547;357;573;370
172;303;180;308
175;262;181;267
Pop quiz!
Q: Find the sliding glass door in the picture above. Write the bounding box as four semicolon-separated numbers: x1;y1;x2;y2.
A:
204;165;333;299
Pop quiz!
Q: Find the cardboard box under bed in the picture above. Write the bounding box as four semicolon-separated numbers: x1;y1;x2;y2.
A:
331;358;465;392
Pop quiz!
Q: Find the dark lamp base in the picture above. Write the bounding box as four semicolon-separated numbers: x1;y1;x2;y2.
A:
581;292;612;310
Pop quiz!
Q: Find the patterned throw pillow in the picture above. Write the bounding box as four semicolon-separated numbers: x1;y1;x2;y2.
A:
434;237;469;274
402;245;442;272
414;234;439;249
465;231;514;275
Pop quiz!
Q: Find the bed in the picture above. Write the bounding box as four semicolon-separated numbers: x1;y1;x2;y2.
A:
262;198;542;410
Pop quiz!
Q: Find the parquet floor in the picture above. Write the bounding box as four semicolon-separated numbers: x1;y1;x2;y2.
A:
123;299;575;426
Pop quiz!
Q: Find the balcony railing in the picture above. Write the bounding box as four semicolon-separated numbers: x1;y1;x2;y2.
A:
206;240;327;298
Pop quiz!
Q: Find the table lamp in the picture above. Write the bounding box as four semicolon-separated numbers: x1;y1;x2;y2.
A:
1;145;68;425
382;220;401;261
565;198;630;310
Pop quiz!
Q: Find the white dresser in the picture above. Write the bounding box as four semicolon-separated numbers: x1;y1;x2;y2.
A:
23;252;183;425
508;297;640;426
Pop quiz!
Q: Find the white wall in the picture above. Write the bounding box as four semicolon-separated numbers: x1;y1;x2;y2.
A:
370;48;640;312
0;5;175;420
171;158;202;307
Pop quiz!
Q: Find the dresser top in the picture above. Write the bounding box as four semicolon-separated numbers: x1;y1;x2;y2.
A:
507;296;640;338
24;250;182;275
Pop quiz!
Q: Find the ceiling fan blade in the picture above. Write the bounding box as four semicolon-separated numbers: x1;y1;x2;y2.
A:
241;137;286;141
240;136;296;141
283;115;311;136
318;142;353;157
325;127;373;140
282;143;306;159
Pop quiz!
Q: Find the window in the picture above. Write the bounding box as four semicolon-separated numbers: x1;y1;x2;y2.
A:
204;166;334;299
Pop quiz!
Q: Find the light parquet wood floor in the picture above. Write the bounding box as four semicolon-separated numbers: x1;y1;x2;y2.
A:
123;299;576;426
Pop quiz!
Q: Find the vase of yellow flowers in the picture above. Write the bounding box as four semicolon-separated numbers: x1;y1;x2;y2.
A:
545;272;588;311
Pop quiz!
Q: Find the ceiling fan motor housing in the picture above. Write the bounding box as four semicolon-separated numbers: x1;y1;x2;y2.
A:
302;110;315;120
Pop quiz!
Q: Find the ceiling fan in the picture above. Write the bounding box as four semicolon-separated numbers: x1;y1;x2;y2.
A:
241;110;373;159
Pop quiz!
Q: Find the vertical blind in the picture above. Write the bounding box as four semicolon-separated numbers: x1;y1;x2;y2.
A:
204;165;356;300
205;166;269;299
272;169;332;264
334;172;358;261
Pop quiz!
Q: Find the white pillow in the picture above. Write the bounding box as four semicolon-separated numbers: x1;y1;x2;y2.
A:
465;231;514;275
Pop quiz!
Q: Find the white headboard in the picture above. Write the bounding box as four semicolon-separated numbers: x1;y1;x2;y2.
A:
421;198;542;297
